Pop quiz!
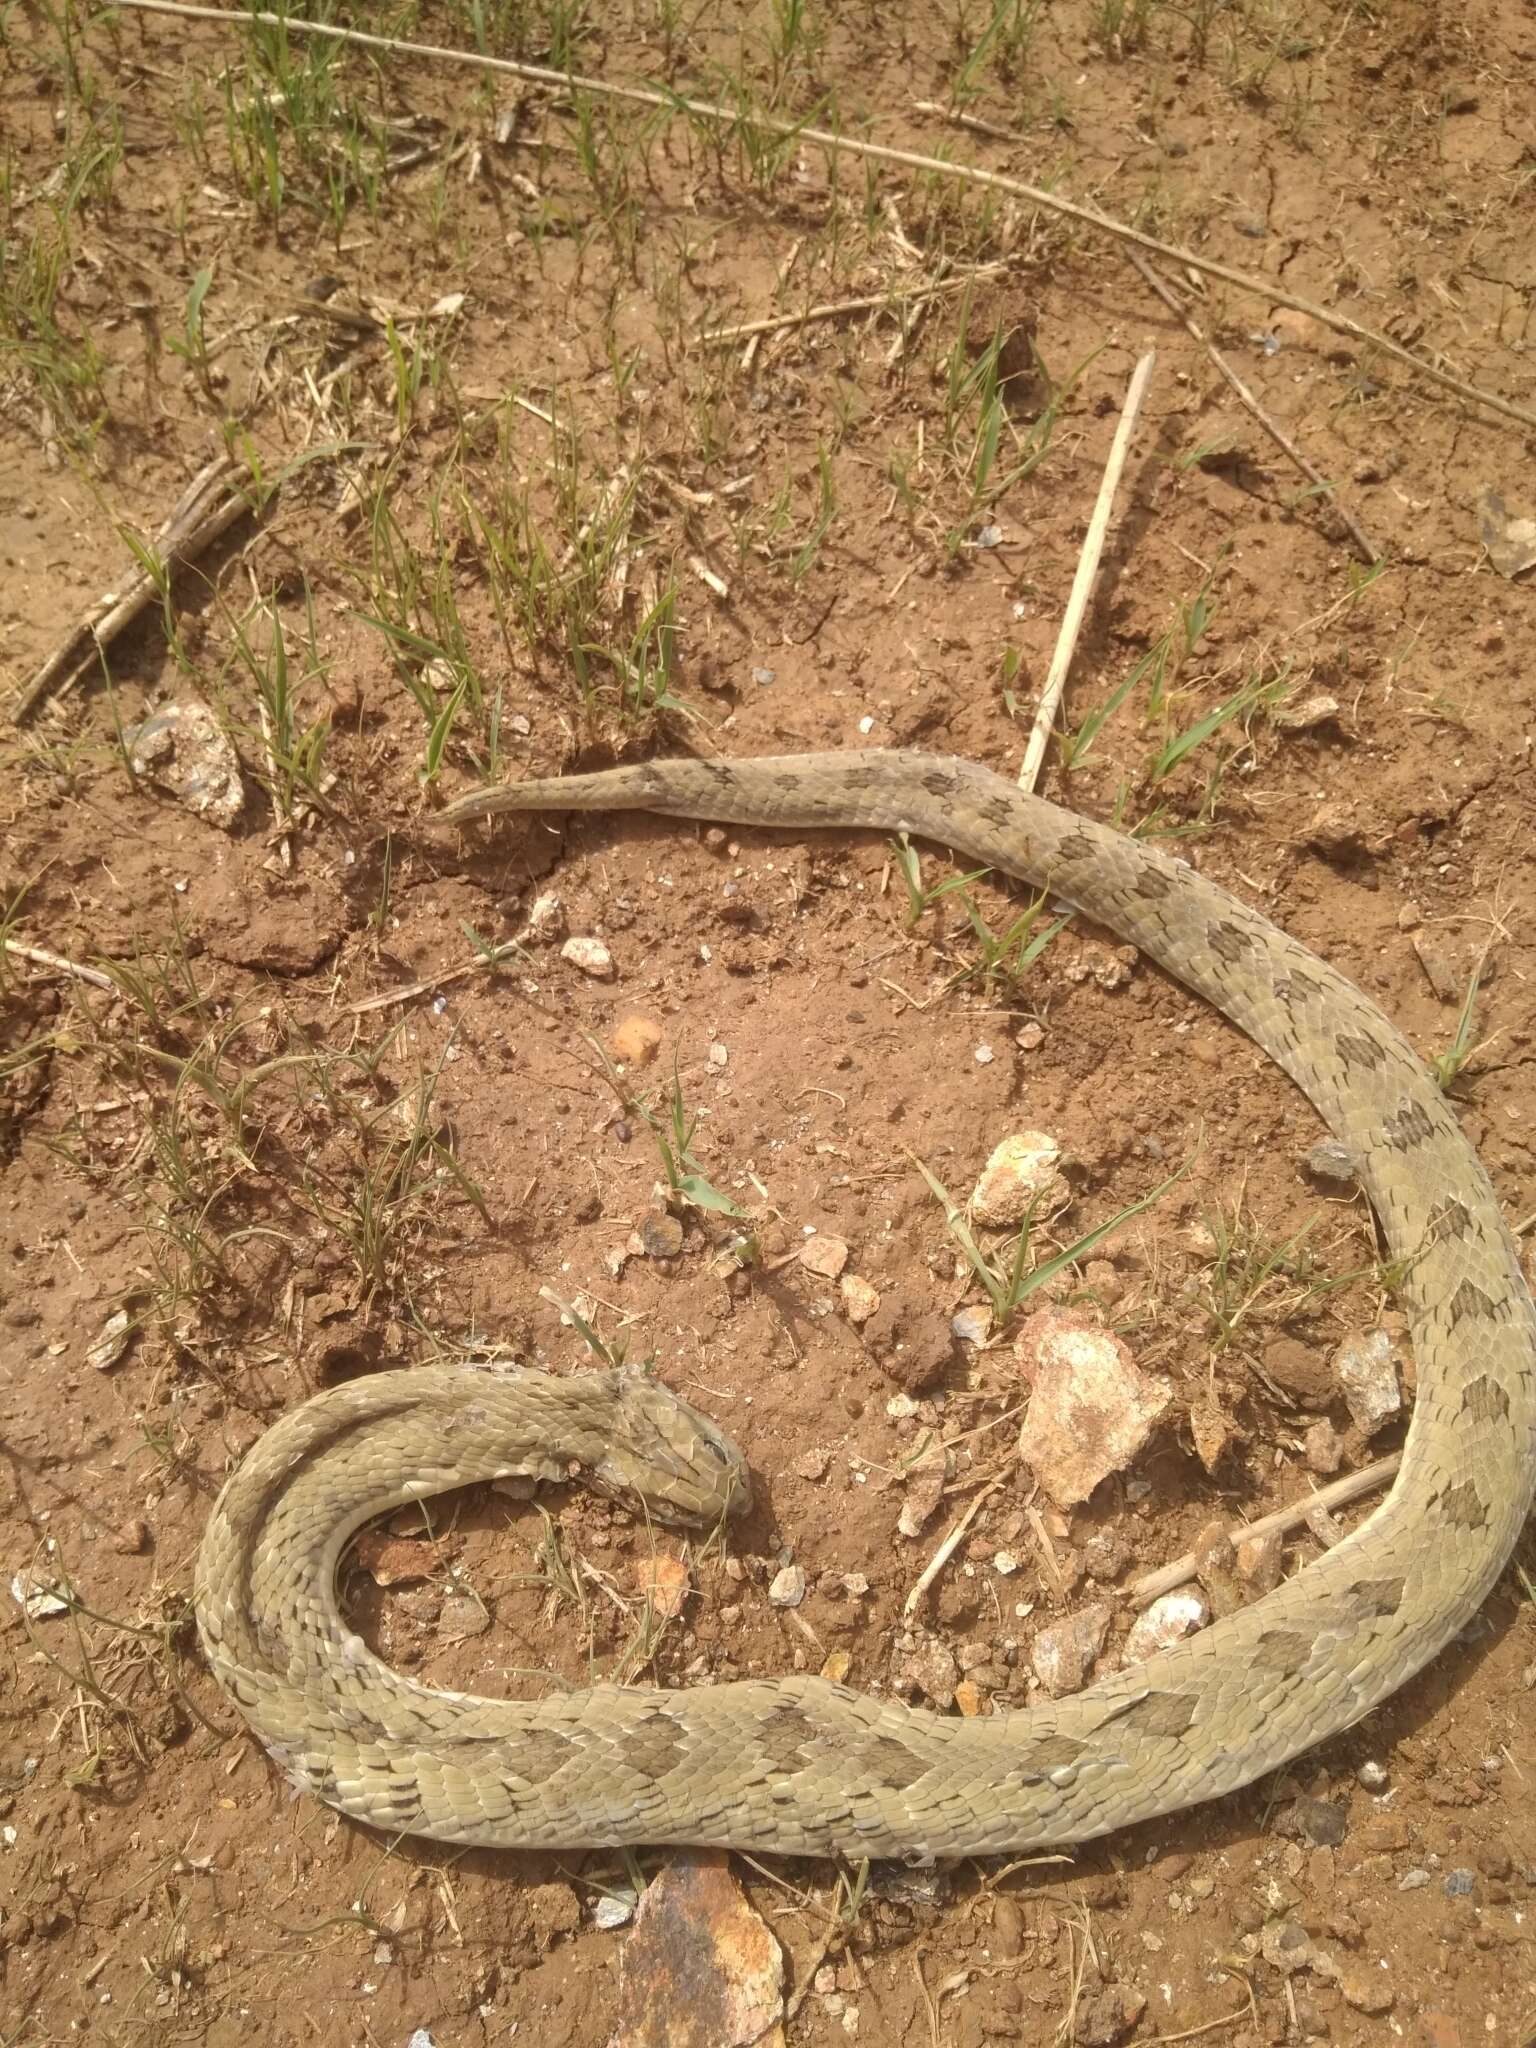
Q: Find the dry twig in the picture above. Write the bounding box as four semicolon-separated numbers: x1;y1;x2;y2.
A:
1019;351;1156;792
1127;1452;1399;1608
12;457;249;724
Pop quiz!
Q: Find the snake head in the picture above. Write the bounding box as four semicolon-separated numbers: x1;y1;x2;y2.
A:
595;1372;753;1527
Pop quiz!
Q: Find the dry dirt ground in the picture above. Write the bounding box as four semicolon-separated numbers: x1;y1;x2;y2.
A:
3;0;1535;2043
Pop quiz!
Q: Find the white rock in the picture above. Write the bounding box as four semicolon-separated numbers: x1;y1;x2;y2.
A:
970;1132;1069;1228
528;891;566;939
768;1565;807;1608
1333;1328;1401;1434
561;934;615;980
1031;1604;1111;1697
1016;1309;1173;1507
1123;1590;1208;1666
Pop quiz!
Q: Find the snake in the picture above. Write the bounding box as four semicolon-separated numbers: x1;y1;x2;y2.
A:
197;751;1536;1858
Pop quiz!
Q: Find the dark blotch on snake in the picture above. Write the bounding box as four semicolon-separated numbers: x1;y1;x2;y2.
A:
1347;1577;1406;1619
1251;1629;1314;1678
1461;1374;1511;1424
860;1733;932;1792
1429;1198;1477;1243
1206;920;1255;966
1433;1479;1488;1532
1386;1099;1438;1149
503;1728;578;1785
1114;1690;1200;1739
1133;867;1175;900
617;1710;688;1780
756;1703;822;1774
1335;1030;1388;1073
1447;1278;1507;1327
1055;831;1096;865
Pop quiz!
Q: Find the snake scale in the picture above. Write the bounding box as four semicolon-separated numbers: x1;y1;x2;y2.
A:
198;752;1536;1858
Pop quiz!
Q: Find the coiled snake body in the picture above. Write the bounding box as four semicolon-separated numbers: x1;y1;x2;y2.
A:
198;753;1536;1857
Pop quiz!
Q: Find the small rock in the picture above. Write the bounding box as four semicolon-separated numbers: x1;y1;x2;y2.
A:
1236;1528;1284;1593
1016;1311;1173;1507
1442;1867;1476;1898
126;700;244;829
899;1634;958;1709
954;1678;987;1717
1015;1020;1045;1052
898;1445;950;1539
1189;1401;1234;1474
612;1014;662;1064
1262;1336;1333;1410
527;892;566;940
840;1274;879;1324
636;1555;691;1620
1274;691;1341;731
638;1212;685;1259
1333;1329;1401;1435
112;1518;152;1556
800;1233;849;1279
1083;1258;1122;1305
1082;1530;1130;1582
1302;1141;1356;1185
971;1132;1070;1228
86;1308;135;1372
1338;1968;1394;2015
1304;1418;1346;1475
1031;1604;1111;1697
1411;933;1472;1005
992;1549;1021;1575
1281;1796;1349;1848
1073;1983;1146;2047
792;1449;829;1482
1123;1591;1207;1666
1398;1867;1432;1890
1261;1920;1323;1975
951;1304;992;1346
1356;1760;1389;1791
768;1565;806;1608
561;934;615;980
439;1586;491;1638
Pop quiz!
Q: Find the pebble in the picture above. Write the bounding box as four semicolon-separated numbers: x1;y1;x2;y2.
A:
768;1565;806;1608
898;1446;949;1537
1303;1140;1357;1185
1281;1796;1349;1848
1443;1867;1476;1898
1016;1311;1172;1507
1397;1867;1432;1890
840;1274;879;1323
899;1634;958;1709
1236;1528;1284;1593
528;892;566;939
561;934;615;980
1333;1329;1402;1434
1015;1020;1045;1052
951;1305;992;1346
439;1587;491;1637
1082;1530;1130;1582
611;1014;662;1065
1073;1984;1146;2047
1123;1590;1207;1665
971;1131;1069;1227
792;1449;829;1482
638;1212;685;1258
112;1518;152;1556
1356;1760;1389;1791
1338;1968;1394;2016
1031;1604;1110;1697
1304;1418;1346;1475
800;1233;849;1279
